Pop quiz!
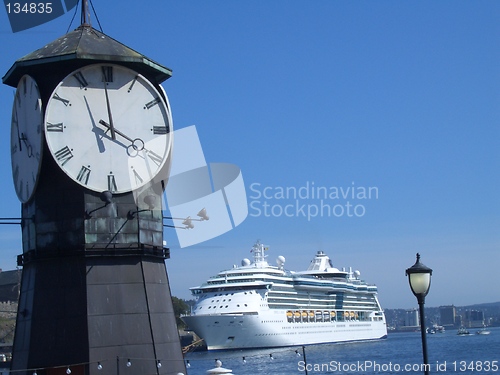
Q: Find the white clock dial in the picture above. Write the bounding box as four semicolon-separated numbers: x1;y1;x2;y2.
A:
10;75;43;202
44;64;173;193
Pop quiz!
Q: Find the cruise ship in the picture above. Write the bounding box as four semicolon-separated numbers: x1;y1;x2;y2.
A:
181;241;387;350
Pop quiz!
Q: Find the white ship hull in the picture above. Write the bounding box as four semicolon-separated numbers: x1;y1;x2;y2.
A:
183;309;387;350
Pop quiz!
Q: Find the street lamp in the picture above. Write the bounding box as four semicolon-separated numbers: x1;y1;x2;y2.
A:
406;253;433;375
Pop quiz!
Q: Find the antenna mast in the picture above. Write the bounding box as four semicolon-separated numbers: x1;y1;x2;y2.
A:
81;0;91;27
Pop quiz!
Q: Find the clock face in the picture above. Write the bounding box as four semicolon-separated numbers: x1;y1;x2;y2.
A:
44;64;172;193
10;75;43;203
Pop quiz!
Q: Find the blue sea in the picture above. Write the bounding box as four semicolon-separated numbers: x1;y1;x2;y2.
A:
184;327;500;374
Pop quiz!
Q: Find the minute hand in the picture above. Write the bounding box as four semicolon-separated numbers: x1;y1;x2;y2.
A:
103;84;116;140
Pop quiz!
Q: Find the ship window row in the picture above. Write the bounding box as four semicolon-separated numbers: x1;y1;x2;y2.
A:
205;293;236;297
197;303;249;310
267;296;378;308
207;276;293;284
267;292;296;298
204;290;260;303
207;279;254;285
343;295;376;301
268;291;376;300
255;332;298;337
267;299;375;306
269;305;378;314
268;298;338;306
267;299;377;309
268;302;378;311
268;287;295;293
210;270;284;279
210;299;232;303
207;278;282;286
198;291;255;301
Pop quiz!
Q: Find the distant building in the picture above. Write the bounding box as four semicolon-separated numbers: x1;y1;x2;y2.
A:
0;269;20;302
464;310;485;328
440;305;456;326
404;309;419;327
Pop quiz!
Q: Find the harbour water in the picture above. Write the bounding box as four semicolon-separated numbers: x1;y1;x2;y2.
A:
184;327;499;374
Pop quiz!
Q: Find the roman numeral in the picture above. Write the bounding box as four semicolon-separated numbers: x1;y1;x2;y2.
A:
54;146;73;166
22;76;27;95
153;126;169;135
101;66;113;83
76;166;91;185
73;71;88;88
52;93;70;106
147;150;163;166
144;97;161;109
46;122;64;132
132;169;143;185
108;174;117;192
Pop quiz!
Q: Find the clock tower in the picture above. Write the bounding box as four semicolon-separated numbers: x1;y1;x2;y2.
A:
3;5;186;375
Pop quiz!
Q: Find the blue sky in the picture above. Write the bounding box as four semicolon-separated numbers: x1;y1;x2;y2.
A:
0;1;498;309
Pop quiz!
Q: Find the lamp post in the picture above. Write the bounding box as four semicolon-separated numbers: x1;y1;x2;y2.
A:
406;253;433;375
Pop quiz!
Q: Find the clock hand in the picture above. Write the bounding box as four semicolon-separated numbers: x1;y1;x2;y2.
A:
99;120;145;155
103;83;116;140
20;132;33;158
13;114;23;152
17;130;24;153
99;120;136;144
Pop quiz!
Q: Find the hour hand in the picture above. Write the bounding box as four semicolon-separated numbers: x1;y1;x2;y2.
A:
20;132;33;157
13;115;23;152
99;120;133;143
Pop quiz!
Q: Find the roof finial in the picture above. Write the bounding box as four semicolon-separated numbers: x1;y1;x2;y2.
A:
81;0;91;27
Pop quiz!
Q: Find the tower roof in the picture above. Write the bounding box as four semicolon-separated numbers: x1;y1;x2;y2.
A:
2;25;172;87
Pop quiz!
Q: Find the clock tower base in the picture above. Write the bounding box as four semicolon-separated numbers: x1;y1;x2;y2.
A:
12;251;186;375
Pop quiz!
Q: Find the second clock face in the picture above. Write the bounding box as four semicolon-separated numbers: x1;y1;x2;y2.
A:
11;75;43;202
44;64;173;194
